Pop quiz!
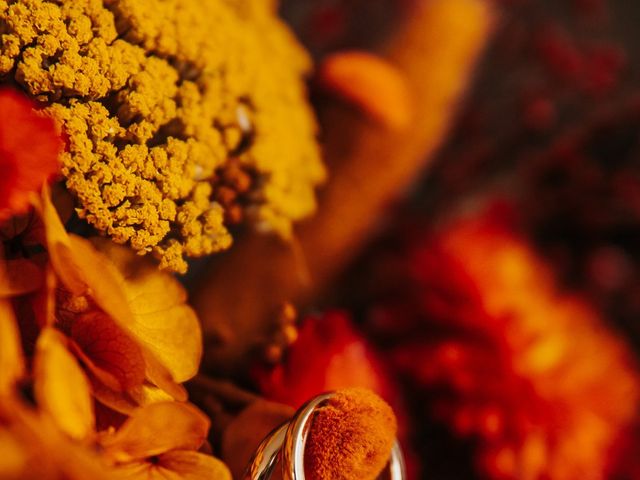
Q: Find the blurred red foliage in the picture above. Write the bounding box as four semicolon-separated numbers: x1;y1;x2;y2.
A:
365;207;640;479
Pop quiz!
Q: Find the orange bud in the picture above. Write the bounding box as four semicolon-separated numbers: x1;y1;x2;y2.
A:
305;388;397;480
319;51;413;130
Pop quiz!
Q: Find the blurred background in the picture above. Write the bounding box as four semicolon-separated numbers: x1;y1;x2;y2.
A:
273;1;640;478
182;1;640;479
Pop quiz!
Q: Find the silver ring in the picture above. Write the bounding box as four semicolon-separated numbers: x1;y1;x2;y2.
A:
244;392;406;480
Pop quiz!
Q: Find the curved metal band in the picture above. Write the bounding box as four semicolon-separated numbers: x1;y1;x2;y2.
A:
281;393;331;480
244;392;406;480
244;423;288;480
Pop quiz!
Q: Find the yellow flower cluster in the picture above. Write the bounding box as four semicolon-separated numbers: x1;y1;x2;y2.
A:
0;0;325;272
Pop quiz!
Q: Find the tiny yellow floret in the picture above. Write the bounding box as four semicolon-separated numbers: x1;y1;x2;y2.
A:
0;0;325;272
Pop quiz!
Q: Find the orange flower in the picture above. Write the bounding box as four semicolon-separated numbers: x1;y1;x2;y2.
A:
0;241;34;395
0;89;61;222
0;396;230;480
1;353;229;479
0;257;108;479
368;208;640;479
99;402;231;480
0;198;230;480
28;190;202;412
0;398;114;480
254;311;392;409
0;317;228;479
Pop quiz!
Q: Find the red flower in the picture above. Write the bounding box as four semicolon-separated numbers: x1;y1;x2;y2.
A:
368;208;640;479
0;89;61;221
254;311;393;409
253;310;422;478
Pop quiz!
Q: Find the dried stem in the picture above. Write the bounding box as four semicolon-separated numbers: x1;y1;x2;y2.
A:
193;0;495;374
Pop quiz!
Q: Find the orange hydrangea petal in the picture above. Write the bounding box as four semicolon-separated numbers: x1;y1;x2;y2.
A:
100;402;210;463
158;451;231;480
91;383;144;417
104;461;150;479
34;190;85;294
78;242;190;398
0;298;24;395
128;382;175;407
33;327;95;441
38;190;136;325
70;311;146;392
0;428;28;476
62;237;187;399
130;305;202;384
319;51;413;130
32;265;56;328
38;192;188;398
91;238;203;384
93;382;175;416
37;190;194;401
112;451;231;480
66;235;135;325
6;398;113;480
138;353;188;402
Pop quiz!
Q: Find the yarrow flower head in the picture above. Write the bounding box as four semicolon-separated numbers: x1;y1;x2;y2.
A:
0;88;61;222
0;0;325;272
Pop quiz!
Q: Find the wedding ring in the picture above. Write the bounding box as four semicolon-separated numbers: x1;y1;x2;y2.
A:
244;392;406;480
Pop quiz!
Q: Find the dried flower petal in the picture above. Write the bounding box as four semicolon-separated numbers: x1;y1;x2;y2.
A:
0;89;61;221
91;382;173;417
0;428;28;476
113;450;231;480
91;238;202;383
100;402;209;463
159;450;231;480
35;188;85;295
0;398;113;480
38;191;193;400
32;265;56;328
33;327;95;441
0;298;24;395
70;311;146;392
